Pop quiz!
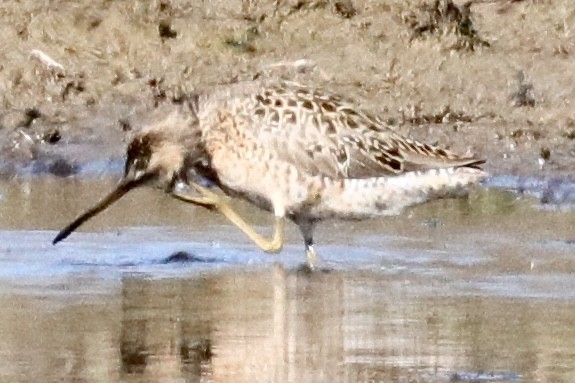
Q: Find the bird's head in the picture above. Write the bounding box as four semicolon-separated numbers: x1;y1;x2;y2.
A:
52;130;188;245
123;131;186;190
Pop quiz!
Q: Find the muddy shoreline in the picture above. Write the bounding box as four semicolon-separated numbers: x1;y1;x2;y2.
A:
1;0;574;201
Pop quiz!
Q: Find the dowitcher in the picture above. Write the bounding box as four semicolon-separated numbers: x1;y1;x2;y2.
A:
53;81;486;267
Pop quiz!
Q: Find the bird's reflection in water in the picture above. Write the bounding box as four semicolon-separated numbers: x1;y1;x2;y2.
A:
94;264;566;383
117;266;348;382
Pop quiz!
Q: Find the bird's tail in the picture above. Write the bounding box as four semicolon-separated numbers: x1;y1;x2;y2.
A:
322;167;487;219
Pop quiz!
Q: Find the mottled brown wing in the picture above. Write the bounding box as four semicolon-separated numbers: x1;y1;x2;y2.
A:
238;83;483;179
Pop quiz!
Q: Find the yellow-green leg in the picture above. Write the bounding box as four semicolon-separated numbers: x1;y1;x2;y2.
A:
172;183;285;253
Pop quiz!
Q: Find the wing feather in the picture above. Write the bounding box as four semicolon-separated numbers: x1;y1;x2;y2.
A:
213;82;484;179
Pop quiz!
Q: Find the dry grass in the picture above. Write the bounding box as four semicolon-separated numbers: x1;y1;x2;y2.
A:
0;0;574;176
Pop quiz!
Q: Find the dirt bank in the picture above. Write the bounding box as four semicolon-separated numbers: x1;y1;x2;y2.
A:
0;0;574;181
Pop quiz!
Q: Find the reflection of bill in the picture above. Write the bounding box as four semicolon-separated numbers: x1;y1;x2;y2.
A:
119;275;214;379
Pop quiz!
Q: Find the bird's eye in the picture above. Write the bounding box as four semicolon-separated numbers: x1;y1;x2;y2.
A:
124;135;154;177
132;158;142;171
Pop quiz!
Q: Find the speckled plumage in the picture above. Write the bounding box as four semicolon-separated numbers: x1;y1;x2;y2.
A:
192;81;485;217
54;80;486;266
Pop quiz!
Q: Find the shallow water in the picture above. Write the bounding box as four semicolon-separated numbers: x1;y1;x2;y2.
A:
0;177;574;382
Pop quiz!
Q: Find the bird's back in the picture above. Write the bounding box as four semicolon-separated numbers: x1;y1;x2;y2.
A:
199;81;483;177
195;81;486;220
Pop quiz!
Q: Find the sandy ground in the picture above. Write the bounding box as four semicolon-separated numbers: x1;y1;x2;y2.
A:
0;0;574;179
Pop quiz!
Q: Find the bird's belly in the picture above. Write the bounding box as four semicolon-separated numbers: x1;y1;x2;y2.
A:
216;169;324;219
220;185;275;213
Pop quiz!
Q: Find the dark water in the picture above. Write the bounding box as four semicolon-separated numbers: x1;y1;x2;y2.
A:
1;177;574;382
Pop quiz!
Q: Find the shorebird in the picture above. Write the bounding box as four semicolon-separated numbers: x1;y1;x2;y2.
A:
53;80;486;267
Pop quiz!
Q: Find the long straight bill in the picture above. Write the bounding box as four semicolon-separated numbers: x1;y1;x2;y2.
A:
52;177;143;245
